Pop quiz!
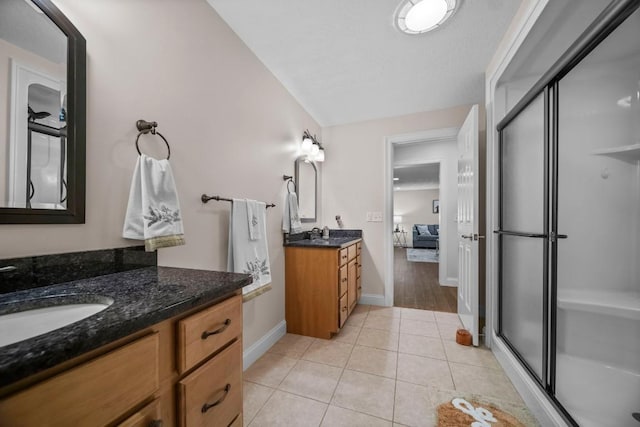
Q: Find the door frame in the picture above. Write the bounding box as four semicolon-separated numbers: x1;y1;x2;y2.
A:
384;128;459;307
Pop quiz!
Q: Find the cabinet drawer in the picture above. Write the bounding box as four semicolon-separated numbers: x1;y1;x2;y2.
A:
339;294;348;328
356;242;362;256
339;265;348;296
0;333;159;427
357;255;362;278
347;244;357;261
339;248;348;266
178;340;242;427
178;295;242;374
118;398;162;427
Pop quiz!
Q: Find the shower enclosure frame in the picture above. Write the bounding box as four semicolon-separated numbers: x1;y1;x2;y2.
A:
495;0;640;425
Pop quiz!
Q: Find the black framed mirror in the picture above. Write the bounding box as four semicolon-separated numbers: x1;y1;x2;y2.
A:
294;156;317;223
0;0;86;223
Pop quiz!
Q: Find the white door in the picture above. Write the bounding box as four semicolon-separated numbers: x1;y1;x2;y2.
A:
457;105;480;346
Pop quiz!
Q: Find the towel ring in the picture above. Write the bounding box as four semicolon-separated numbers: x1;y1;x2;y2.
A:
135;119;171;160
283;175;296;193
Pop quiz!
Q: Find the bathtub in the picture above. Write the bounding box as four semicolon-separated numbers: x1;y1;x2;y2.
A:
555;353;640;427
555;289;640;427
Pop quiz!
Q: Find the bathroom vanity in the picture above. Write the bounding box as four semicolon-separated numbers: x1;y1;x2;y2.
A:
0;249;250;427
284;231;362;339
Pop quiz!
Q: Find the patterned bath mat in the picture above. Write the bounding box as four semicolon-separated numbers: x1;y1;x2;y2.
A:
407;248;439;263
437;397;526;426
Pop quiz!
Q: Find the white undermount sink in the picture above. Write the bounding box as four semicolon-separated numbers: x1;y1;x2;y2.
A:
0;298;114;347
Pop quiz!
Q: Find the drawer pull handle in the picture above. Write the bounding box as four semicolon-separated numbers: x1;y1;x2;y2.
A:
201;319;231;339
202;383;231;413
342;306;347;312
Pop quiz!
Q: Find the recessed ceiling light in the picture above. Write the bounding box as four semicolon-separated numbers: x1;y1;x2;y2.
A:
396;0;458;35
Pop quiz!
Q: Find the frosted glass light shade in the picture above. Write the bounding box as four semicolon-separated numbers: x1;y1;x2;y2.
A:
310;143;320;156
396;0;457;35
315;148;325;162
301;137;313;153
394;215;403;224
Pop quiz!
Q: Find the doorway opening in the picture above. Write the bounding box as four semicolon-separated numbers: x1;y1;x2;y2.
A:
393;161;457;312
385;128;460;314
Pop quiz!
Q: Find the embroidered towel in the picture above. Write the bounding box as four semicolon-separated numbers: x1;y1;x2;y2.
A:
122;154;185;252
228;199;272;299
282;192;302;234
246;199;261;241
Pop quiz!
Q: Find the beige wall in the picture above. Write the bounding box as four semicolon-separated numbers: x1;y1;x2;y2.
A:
394;189;440;244
0;0;320;352
322;105;485;297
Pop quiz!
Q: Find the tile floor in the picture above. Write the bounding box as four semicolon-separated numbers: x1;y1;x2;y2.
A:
243;305;538;426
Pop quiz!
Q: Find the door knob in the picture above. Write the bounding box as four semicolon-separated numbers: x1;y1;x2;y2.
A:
461;234;473;240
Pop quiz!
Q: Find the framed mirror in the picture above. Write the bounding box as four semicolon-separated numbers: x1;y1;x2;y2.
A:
0;0;86;223
295;157;317;223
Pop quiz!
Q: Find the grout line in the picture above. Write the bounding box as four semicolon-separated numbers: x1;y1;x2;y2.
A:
244;381;276;426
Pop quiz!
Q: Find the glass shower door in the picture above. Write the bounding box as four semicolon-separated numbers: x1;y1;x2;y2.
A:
554;6;640;427
499;93;548;383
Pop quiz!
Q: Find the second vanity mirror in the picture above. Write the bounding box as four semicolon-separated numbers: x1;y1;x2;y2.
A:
295;157;317;223
0;0;86;223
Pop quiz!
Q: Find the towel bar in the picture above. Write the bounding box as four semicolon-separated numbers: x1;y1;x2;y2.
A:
201;194;275;209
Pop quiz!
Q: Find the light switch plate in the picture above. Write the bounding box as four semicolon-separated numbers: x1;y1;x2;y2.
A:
367;212;383;222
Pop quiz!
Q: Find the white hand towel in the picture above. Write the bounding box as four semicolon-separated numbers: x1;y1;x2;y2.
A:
228;199;271;299
246;199;261;241
123;154;185;251
282;192;302;234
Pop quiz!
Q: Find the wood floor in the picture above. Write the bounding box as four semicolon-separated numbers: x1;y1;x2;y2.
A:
393;247;457;313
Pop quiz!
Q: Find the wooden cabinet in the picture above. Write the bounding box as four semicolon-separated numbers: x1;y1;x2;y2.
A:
0;334;160;427
285;239;362;339
0;294;243;427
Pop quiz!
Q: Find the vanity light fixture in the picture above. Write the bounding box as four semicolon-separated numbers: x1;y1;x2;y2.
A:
301;130;325;162
396;0;457;35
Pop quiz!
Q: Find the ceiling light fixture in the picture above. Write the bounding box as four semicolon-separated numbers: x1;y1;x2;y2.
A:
396;0;457;35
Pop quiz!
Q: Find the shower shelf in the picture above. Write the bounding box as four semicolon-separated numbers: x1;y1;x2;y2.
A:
557;289;640;320
591;143;640;163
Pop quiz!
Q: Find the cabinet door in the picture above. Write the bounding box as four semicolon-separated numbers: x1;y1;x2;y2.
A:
356;256;362;302
339;294;348;328
339;265;348;296
0;334;159;427
347;259;357;313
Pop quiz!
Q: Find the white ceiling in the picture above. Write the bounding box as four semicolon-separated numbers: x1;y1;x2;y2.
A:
394;163;440;191
206;0;522;126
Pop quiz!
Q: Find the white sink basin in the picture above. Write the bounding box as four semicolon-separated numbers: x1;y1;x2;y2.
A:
0;299;113;347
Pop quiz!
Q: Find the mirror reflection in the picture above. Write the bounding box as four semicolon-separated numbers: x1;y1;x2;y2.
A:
295;157;317;222
1;0;68;209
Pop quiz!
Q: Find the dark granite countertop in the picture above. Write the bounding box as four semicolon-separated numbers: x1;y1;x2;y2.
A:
284;229;362;248
284;237;362;248
0;267;251;388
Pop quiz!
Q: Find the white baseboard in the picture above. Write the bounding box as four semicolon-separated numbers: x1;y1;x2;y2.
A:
243;320;286;371
359;293;386;306
492;332;569;427
440;277;458;287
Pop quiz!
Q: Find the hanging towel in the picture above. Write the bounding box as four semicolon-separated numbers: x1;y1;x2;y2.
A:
122;154;185;252
228;199;272;300
282;192;302;234
246;199;261;241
